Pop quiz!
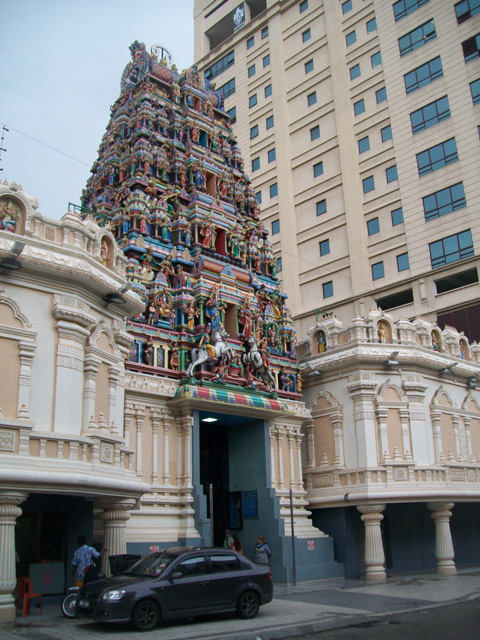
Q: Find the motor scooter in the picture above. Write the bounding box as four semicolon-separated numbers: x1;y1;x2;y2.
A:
61;560;104;618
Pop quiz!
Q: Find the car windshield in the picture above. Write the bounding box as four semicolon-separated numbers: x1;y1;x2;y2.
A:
125;552;177;577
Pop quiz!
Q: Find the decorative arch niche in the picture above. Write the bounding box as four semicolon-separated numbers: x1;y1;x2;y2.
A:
0;195;27;235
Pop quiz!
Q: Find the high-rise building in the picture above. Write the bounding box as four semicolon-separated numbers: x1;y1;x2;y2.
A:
194;0;480;341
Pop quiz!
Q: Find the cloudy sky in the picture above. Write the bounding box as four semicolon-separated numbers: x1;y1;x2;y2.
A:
1;0;194;219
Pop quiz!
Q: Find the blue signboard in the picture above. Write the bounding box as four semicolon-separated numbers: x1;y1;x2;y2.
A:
242;490;258;519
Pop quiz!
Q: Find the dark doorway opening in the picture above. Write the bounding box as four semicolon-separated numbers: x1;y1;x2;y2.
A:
200;422;230;546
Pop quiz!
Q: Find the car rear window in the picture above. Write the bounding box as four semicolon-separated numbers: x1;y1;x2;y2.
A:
210;554;242;573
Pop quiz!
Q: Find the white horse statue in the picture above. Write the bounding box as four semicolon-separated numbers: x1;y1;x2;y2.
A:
242;337;276;390
186;326;234;377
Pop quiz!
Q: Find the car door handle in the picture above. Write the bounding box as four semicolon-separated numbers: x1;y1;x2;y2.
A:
200;581;209;586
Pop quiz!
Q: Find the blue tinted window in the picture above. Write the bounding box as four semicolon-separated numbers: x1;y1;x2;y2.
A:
250;125;259;139
470;79;480;104
310;125;320;141
456;0;480;24
363;176;375;193
316;200;327;216
354;99;365;115
376;87;387;103
252;157;260;171
270;183;278;198
314;162;324;177
266;115;274;129
300;0;308;12
305;59;314;73
368;218;380;235
255;191;262;204
350;64;361;80
358;136;370;153
404;57;443;94
263;54;271;68
399;20;436;57
367;18;377;33
386;165;398;183
308;92;317;106
272;219;280;234
205;50;235;81
463;34;480;63
342;0;352;14
226;106;236;122
381;125;392;142
264;84;272;98
429;230;474;268
410;96;450;134
346;31;357;46
247;36;255;49
397;253;410;271
249;94;257;108
268;148;276;163
416;138;458;176
248;64;256;78
320;239;330;256
371;51;382;67
372;262;385;280
391;207;404;226
302;29;311;43
393;0;430;21
262;26;269;39
323;281;334;298
218;78;236;98
423;183;466;221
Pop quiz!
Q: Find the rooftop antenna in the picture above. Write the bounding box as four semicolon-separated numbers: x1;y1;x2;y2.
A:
0;126;8;171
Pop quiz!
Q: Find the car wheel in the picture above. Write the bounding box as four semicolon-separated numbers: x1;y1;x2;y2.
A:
61;593;78;618
237;590;260;619
131;600;161;631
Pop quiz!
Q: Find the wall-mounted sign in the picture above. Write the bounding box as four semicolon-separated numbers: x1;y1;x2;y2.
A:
233;2;245;33
242;489;258;519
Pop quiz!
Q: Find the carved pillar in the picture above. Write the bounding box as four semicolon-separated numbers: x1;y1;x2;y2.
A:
17;343;36;419
135;406;145;479
376;408;389;463
304;419;315;468
108;367;120;432
0;491;28;622
183;414;193;489
295;429;304;490
83;360;100;432
452;417;461;461
151;412;160;484
287;429;296;490
277;428;285;490
331;411;344;466
357;503;387;582
176;419;184;487
162;411;171;486
124;404;134;449
97;499;136;577
431;409;443;463
464;417;473;462
427;502;456;575
399;408;411;457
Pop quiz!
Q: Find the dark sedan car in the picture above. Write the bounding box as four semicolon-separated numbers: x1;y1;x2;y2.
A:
77;546;273;631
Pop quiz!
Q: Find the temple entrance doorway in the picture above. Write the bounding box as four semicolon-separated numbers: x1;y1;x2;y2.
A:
200;421;230;546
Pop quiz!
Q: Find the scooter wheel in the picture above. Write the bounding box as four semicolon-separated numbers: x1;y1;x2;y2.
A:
61;592;78;618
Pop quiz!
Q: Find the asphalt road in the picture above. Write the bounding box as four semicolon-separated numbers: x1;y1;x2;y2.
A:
281;597;480;640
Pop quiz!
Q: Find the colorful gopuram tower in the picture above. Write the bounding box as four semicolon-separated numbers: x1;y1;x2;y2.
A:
81;41;300;397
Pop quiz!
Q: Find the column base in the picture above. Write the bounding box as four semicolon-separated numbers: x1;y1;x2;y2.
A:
365;569;387;582
437;562;457;576
0;595;16;623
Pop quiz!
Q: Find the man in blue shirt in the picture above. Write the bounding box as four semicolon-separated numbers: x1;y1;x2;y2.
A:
71;535;100;587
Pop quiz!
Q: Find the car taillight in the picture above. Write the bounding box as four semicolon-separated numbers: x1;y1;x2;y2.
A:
268;570;272;581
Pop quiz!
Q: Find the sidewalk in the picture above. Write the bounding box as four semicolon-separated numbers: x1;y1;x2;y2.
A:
3;567;480;640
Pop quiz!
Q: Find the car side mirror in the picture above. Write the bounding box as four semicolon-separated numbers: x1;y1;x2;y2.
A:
170;571;183;581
